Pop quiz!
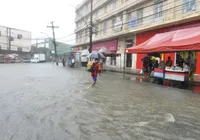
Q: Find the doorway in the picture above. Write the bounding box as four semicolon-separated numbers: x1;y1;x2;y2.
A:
126;39;133;68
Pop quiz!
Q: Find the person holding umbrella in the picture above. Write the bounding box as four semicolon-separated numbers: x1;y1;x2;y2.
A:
87;52;105;87
90;58;99;87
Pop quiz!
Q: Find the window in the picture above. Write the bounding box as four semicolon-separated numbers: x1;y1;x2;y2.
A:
104;5;107;13
85;4;88;13
112;0;116;9
18;47;22;52
183;0;196;13
79;32;82;43
137;8;143;25
76;34;79;43
102;22;107;35
94;25;99;37
17;34;22;39
95;10;98;19
84;29;88;41
154;0;163;20
128;13;133;30
112;15;123;32
110;56;116;66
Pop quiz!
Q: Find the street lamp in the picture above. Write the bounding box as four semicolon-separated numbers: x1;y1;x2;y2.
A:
67;2;93;53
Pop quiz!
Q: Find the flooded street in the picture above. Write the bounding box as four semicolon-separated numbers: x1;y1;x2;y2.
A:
0;64;200;140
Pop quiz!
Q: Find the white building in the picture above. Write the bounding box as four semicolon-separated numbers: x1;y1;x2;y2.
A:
75;0;200;71
0;25;31;53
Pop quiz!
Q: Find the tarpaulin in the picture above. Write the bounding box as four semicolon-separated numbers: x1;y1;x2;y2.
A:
126;26;200;54
92;40;118;52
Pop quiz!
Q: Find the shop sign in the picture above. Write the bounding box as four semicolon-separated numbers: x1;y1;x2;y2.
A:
129;17;137;29
92;40;118;52
114;17;123;32
11;46;17;51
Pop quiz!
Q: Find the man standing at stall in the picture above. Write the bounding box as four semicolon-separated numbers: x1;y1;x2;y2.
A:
166;56;172;67
187;52;196;83
142;56;150;79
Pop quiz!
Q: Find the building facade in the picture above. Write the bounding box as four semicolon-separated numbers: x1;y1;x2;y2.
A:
0;25;31;54
75;0;200;73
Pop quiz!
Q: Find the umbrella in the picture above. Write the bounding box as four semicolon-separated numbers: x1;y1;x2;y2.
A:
98;47;111;54
141;56;150;61
87;52;105;59
148;53;160;58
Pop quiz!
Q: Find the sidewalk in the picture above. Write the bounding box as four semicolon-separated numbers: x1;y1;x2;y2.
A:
103;66;141;75
103;66;200;83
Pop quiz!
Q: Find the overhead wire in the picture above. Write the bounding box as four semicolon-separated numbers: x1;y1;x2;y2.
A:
62;0;198;43
0;0;197;42
57;0;169;42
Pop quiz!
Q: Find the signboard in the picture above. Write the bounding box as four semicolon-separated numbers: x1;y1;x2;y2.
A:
11;46;17;51
129;17;137;29
92;40;118;52
114;17;123;32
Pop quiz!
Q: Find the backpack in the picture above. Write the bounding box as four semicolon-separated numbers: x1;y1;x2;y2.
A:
89;63;96;73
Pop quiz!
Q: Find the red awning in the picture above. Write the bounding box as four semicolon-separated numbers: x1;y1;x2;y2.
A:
126;26;200;54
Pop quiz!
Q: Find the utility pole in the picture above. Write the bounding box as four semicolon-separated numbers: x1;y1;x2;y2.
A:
89;0;93;53
47;21;59;65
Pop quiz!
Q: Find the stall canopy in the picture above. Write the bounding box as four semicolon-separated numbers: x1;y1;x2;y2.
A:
126;26;200;54
98;47;121;57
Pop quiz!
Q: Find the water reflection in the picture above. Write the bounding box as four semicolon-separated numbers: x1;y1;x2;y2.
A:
124;74;200;94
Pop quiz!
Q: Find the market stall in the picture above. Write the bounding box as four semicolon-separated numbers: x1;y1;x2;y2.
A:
125;26;200;87
98;47;121;70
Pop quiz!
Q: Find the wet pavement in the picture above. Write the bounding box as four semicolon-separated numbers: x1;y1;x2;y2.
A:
0;63;200;140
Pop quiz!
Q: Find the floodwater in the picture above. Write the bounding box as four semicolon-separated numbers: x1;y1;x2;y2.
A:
0;63;200;140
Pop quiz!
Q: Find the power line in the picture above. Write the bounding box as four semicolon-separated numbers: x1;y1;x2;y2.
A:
75;0;113;22
58;0;169;41
47;21;59;64
76;0;168;32
0;0;196;43
63;1;199;43
56;33;76;39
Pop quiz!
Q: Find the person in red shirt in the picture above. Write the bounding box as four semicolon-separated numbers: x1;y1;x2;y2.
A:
91;59;99;87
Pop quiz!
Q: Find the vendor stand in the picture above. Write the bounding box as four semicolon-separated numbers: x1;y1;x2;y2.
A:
125;26;200;88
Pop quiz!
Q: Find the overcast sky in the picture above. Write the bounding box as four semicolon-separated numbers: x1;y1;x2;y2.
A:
0;0;82;44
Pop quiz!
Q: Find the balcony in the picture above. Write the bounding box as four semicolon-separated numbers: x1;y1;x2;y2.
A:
75;0;109;22
76;0;200;46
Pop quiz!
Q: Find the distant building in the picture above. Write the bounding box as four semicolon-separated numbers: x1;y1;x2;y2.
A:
0;25;31;54
48;40;73;56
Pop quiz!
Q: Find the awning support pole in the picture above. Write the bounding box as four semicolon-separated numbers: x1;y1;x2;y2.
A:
123;51;126;79
163;53;166;85
120;55;121;70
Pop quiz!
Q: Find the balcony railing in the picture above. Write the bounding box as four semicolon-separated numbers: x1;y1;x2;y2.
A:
76;0;200;45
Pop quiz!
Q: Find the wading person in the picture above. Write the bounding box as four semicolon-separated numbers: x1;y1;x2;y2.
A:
90;59;99;87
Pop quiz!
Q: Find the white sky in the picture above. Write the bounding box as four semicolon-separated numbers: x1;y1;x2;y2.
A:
0;0;82;44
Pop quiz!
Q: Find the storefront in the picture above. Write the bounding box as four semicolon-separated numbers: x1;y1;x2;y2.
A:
92;40;118;67
135;20;200;79
126;24;200;84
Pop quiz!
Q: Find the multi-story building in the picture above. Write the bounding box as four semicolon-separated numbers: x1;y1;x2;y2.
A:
0;25;31;54
75;0;200;72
